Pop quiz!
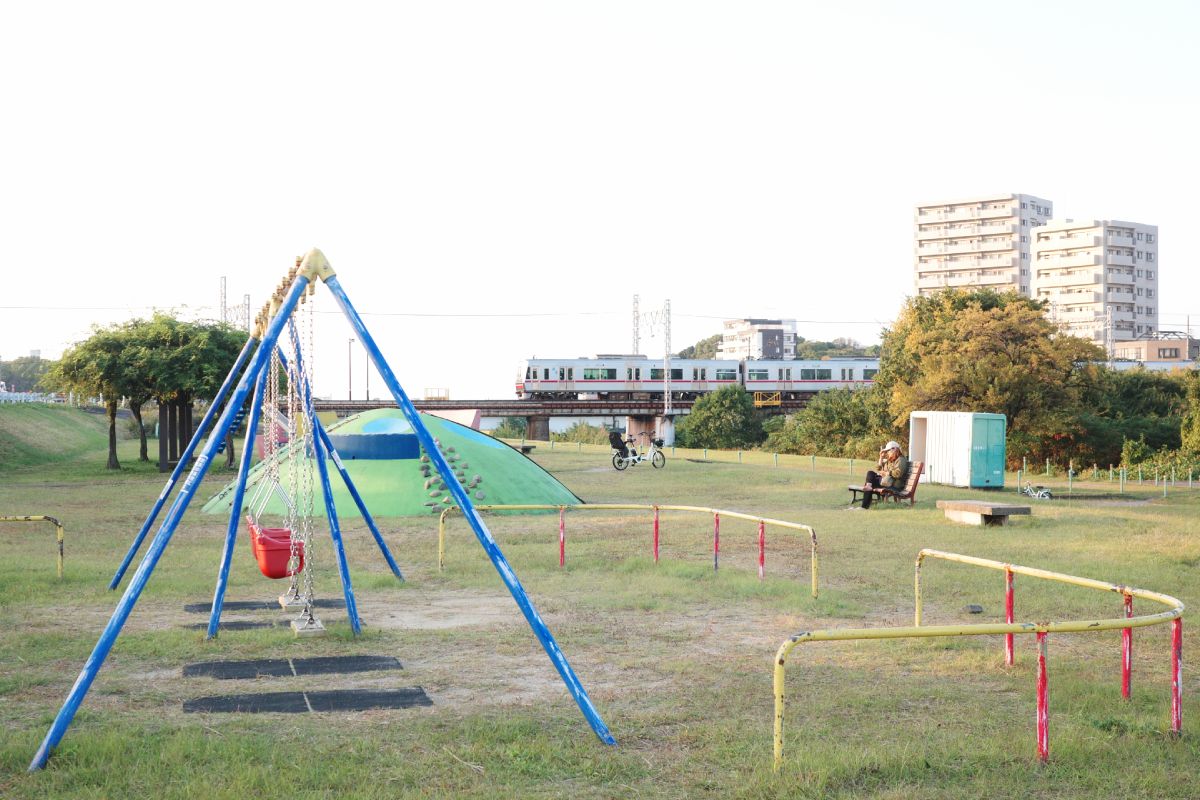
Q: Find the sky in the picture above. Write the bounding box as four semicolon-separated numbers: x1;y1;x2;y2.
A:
3;1;1198;399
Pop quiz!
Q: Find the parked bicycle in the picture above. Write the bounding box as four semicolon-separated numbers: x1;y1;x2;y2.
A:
608;431;667;470
1022;480;1053;500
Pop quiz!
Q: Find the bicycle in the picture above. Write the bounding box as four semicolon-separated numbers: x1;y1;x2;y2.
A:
1022;480;1053;500
611;432;667;471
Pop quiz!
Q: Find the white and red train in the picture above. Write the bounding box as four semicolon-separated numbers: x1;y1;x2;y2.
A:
516;356;879;400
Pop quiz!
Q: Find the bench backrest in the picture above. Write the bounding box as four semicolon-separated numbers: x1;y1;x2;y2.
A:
898;461;924;503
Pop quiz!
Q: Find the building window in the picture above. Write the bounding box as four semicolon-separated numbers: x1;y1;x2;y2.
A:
1137;232;1144;241
1147;234;1155;243
1147;270;1155;279
1136;250;1143;259
1021;201;1028;209
1147;253;1155;262
1147;289;1155;298
1159;348;1180;359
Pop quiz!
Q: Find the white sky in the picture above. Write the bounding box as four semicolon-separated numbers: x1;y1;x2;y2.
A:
3;1;1198;399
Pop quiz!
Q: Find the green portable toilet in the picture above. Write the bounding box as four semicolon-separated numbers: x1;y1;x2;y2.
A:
908;411;1006;488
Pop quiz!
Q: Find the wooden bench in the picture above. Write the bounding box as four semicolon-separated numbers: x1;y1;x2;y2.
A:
848;461;924;507
936;500;1031;527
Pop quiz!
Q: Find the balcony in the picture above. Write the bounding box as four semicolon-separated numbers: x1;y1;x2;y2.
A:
1034;252;1100;269
1106;270;1135;285
915;222;1017;241
1034;271;1101;289
916;272;1017;290
1106;253;1136;267
918;238;1015;256
1107;233;1135;247
918;204;1018;224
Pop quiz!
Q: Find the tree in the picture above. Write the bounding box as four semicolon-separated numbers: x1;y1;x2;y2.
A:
492;416;528;439
45;328;131;469
43;315;249;470
764;387;890;458
1181;370;1200;454
1;355;54;393
550;421;611;445
674;384;763;449
675;334;722;360
875;289;1105;465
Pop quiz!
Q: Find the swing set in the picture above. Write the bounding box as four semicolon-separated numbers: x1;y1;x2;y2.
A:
29;249;616;772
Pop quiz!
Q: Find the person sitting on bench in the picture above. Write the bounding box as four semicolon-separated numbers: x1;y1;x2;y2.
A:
860;440;909;509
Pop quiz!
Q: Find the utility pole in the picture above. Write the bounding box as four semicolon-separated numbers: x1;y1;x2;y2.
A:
220;276;227;324
632;294;640;354
663;299;672;418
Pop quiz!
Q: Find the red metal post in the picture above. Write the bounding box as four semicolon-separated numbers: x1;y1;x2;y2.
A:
1122;594;1133;699
558;507;565;568
1005;569;1014;666
757;520;765;580
1171;617;1182;735
653;506;659;564
713;512;720;572
1036;631;1049;762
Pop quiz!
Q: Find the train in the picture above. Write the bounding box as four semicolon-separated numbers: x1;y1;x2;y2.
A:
516;355;880;400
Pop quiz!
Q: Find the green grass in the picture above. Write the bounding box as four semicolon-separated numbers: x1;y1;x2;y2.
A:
0;405;1198;798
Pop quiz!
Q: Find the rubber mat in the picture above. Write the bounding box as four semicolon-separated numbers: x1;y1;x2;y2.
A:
183;655;402;680
183;598;346;613
183;687;432;714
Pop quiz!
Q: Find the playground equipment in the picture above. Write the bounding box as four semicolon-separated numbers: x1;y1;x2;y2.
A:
438;503;819;596
773;549;1184;771
29;249;615;772
0;515;64;578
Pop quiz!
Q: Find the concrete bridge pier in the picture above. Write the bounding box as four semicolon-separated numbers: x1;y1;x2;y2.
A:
525;415;551;441
625;415;677;447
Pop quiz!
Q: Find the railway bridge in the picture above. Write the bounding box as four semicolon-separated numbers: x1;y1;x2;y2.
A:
312;395;815;441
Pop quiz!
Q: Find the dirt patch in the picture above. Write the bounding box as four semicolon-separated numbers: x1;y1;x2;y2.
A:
358;588;522;631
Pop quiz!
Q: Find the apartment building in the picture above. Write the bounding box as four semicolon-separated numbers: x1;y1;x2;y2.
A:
914;193;1053;297
1030;219;1159;353
716;319;797;360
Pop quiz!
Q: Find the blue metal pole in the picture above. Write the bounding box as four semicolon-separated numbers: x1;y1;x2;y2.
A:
322;274;616;746
109;335;257;589
274;349;403;580
29;275;311;771
206;363;269;639
288;321;362;634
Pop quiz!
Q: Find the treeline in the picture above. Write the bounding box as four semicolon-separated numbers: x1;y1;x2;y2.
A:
0;355;54;393
674;334;878;360
773;290;1200;468
677;290;1200;471
40;314;247;469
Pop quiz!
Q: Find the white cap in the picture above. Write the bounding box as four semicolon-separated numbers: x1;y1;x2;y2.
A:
884;441;900;451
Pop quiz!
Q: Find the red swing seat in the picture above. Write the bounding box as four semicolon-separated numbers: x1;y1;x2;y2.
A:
246;516;304;579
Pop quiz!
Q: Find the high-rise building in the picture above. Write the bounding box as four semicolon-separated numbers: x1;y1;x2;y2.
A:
1031;219;1159;353
914;193;1053;297
716;319;797;360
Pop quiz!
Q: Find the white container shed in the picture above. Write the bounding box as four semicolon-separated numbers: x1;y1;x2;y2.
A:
908;411;1006;489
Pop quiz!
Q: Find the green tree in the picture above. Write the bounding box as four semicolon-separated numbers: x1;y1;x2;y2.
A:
551;421;612;445
45;328;130;468
1;355;55;393
43;315;248;470
675;334;722;360
765;387;890;458
674;384;763;449
875;289;1104;465
1181;370;1200;454
491;416;528;439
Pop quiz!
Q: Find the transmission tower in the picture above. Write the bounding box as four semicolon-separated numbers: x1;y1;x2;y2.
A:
220;276;228;324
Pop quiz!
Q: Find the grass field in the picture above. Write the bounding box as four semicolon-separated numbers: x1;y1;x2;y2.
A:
1;405;1197;798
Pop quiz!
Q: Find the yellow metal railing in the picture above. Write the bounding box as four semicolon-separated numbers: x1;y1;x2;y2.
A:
773;549;1184;770
753;391;782;408
438;504;818;598
1;515;65;578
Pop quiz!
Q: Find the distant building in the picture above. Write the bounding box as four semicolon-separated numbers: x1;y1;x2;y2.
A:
914;193;1053;297
1031;219;1159;354
1112;331;1196;362
716;319;797;360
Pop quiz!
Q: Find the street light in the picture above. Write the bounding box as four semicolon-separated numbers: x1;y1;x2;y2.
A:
348;338;355;401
